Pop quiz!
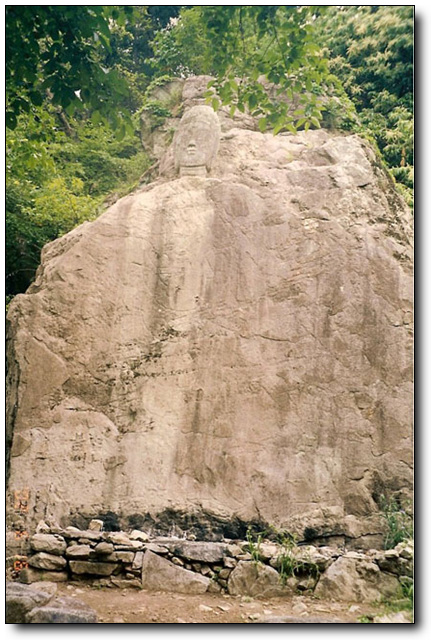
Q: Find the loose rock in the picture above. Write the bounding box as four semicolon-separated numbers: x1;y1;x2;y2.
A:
19;567;68;584
163;541;227;564
132;552;144;572
130;530;150;542
26;595;98;623
88;519;104;532
256;616;345;624
94;541;115;555
6;582;53;623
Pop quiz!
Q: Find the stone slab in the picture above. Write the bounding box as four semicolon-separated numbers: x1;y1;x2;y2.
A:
28;552;67;571
65;544;92;559
69;560;118;576
19;567;68;584
30;534;67;556
141;550;210;594
162;540;227;563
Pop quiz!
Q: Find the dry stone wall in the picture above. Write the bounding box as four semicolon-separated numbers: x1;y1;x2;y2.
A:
6;76;413;543
9;525;412;604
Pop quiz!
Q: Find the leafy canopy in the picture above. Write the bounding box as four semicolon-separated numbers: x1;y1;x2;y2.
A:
5;4;179;300
315;6;413;202
151;6;336;133
6;5;137;132
6;102;150;299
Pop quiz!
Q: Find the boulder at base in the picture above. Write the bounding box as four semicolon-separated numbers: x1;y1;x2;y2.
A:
314;556;400;603
141;550;211;594
227;561;291;598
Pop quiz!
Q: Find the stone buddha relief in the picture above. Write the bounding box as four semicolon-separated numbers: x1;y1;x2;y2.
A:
174;105;221;177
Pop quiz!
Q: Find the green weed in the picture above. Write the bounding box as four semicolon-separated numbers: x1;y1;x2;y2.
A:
245;526;264;564
358;615;373;623
274;531;319;586
379;494;413;550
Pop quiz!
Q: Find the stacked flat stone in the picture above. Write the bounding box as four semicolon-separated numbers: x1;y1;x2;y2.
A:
17;525;413;603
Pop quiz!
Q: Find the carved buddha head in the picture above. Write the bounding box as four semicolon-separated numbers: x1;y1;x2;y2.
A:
174;105;221;177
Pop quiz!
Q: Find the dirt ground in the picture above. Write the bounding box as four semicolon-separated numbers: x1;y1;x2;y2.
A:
57;582;387;624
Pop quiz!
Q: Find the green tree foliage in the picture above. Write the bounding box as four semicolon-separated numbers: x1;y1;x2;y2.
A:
98;6;183;113
6;5;136;131
5;5;171;300
151;6;335;133
150;7;215;77
315;6;413;202
6;104;150;299
6;5;184;126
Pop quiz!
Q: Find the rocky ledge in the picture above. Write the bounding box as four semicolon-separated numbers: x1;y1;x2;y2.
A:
8;521;413;604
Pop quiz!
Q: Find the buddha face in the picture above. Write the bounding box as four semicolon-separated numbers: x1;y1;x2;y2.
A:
174;106;221;176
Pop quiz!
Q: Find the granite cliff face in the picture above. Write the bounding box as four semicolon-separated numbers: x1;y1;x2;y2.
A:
6;78;413;540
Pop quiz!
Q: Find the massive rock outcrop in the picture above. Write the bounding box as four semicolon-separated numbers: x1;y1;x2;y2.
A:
6;77;413;541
